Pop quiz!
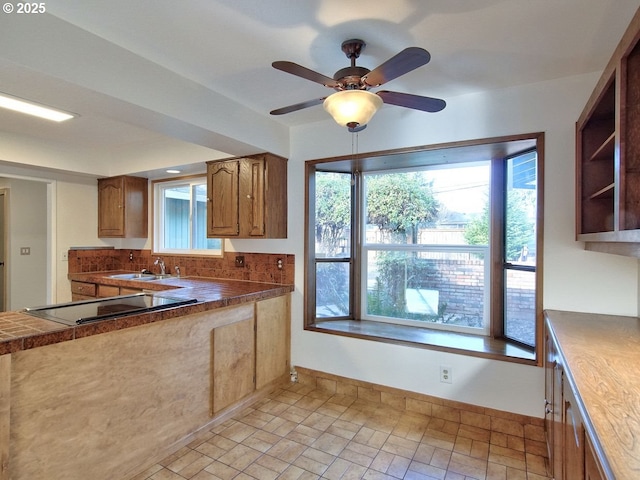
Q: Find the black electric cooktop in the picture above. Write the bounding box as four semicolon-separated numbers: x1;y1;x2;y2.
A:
24;293;198;325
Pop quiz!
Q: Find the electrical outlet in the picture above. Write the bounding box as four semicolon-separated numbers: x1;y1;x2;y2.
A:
440;365;452;384
235;255;245;267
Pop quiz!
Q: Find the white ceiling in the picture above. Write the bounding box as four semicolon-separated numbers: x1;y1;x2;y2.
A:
0;0;639;177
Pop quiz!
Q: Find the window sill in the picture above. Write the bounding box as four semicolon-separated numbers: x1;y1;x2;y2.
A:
307;320;537;365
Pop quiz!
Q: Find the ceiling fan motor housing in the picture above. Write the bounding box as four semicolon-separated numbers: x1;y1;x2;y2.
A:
333;66;371;89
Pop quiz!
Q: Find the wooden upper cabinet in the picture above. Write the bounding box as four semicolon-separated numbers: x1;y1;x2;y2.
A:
98;175;148;238
207;153;287;238
576;8;640;248
207;160;240;236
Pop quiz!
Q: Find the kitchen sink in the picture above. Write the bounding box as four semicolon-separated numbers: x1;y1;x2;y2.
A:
107;273;159;281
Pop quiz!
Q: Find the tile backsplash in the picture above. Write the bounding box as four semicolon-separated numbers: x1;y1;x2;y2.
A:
68;248;294;285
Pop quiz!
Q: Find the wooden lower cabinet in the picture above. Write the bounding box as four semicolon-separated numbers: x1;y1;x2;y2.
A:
585;435;606;480
211;317;256;414
545;317;609;480
211;295;291;414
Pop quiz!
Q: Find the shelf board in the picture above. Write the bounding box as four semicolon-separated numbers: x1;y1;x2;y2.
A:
588;183;615;200
588;132;615;162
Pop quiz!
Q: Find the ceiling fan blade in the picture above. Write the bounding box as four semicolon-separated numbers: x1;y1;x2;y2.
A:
363;47;431;87
377;90;446;112
272;61;340;88
270;97;326;115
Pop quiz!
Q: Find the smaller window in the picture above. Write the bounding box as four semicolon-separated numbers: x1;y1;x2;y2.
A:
153;177;223;256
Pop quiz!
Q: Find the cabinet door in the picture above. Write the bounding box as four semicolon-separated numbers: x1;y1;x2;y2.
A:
585;435;606;480
211;317;255;414
553;361;564;479
255;295;290;389
98;177;125;236
544;328;556;475
564;382;585;479
207;160;239;236
240;157;265;236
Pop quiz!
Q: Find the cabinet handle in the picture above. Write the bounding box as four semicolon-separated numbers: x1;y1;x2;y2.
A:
246;194;252;199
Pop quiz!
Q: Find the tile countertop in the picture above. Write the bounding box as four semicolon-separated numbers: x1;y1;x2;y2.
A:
544;309;640;480
0;272;293;356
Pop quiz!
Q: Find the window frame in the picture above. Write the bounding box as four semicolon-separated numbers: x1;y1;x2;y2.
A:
152;175;224;257
304;133;544;366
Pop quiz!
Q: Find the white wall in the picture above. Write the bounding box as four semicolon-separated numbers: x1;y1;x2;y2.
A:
2;71;639;418
287;72;639;417
54;179;104;304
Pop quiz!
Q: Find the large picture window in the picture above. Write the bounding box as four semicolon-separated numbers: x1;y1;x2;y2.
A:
305;134;543;363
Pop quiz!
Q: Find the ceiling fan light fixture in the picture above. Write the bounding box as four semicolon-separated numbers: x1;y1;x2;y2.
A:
323;90;382;129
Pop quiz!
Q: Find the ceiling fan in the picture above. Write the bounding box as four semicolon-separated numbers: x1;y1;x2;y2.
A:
270;39;446;132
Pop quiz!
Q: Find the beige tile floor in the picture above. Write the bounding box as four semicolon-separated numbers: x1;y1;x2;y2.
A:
130;383;551;480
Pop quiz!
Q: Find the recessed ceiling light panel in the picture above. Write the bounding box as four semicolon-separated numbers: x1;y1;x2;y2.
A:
0;92;76;122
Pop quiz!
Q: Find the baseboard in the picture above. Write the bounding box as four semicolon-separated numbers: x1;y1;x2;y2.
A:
292;366;547;458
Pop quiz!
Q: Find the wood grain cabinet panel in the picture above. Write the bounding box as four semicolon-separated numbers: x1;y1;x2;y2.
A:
256;295;290;389
96;284;120;298
211;317;256;414
98;175;148;238
563;380;585;479
585;435;606;480
206;160;239;236
70;281;96;298
207;153;287;238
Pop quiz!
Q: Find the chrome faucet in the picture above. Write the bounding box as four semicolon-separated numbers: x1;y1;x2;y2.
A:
154;257;166;275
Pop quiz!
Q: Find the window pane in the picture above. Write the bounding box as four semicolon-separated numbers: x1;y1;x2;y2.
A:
364;172;439;245
364;164;490;246
163;185;190;249
426;163;490;246
315;172;351;257
192;184;220;250
365;249;487;332
506;152;537;265
505;269;536;346
316;262;350;317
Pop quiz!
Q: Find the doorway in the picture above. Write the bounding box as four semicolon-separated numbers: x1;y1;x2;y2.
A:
0;177;49;310
0;189;5;311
